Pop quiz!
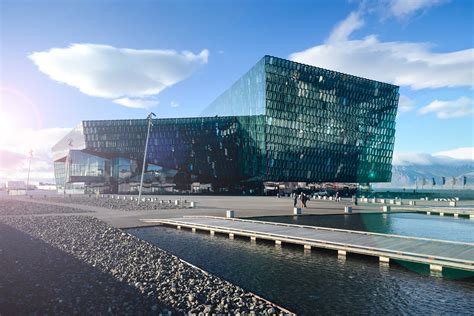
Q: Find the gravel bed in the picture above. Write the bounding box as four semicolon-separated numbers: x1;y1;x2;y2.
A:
39;195;189;211
0;199;92;216
0;215;287;315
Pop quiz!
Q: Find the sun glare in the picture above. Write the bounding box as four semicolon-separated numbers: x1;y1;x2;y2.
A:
0;114;11;147
0;112;14;149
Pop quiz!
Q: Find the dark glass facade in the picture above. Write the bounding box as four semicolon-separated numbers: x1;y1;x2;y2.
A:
52;56;399;193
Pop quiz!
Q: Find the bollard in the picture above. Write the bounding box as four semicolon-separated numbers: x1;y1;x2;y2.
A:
389;199;395;204
344;206;352;213
382;206;391;212
190;201;195;208
449;201;457;207
226;210;235;218
430;264;442;273
409;201;416;206
293;207;302;215
174;200;179;206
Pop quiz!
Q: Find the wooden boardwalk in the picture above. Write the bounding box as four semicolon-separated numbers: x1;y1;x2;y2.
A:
418;208;474;218
142;216;474;273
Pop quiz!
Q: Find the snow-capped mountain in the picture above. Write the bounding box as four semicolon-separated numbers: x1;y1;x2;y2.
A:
374;152;474;188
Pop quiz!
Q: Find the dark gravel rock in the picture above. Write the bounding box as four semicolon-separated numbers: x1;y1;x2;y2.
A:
0;214;287;315
40;195;190;211
0;199;91;215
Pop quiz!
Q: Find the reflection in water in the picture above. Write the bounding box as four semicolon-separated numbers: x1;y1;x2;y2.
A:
129;225;474;315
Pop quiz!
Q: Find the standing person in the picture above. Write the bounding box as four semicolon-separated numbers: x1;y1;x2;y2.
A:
293;192;298;207
352;195;358;205
303;193;308;208
335;191;340;202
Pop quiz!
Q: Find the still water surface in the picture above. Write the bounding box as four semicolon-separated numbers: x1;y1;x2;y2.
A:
128;213;474;314
253;212;474;243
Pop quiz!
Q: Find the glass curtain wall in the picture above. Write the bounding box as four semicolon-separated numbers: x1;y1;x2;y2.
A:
263;56;398;183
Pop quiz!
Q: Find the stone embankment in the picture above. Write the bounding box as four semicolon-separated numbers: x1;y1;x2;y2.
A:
0;199;92;215
39;195;189;211
0;210;287;314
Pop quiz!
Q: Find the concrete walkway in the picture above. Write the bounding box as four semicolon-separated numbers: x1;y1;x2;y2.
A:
3;195;473;229
0;195;436;229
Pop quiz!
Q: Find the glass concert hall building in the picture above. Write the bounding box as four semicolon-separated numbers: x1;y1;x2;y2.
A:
52;56;399;194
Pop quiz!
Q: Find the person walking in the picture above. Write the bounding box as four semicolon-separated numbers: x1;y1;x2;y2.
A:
293;193;298;207
300;192;306;208
302;193;308;208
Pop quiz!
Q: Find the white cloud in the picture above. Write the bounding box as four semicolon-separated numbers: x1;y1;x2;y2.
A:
397;95;415;113
392;152;437;166
0;150;27;170
289;9;473;90
113;97;159;109
29;43;209;107
0;127;71;182
388;0;446;19
170;101;180;108
327;11;364;43
0;127;71;158
392;149;474;166
435;147;474;160
418;96;473;119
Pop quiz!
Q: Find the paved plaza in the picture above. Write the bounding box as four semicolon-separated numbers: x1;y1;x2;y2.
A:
3;193;473;228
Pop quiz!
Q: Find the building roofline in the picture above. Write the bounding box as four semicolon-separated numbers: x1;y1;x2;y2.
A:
262;54;399;89
81;114;264;124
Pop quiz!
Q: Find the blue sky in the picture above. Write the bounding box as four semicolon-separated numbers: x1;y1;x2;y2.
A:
0;0;473;181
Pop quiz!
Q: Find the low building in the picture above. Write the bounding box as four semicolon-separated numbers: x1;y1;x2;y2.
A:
6;181;26;190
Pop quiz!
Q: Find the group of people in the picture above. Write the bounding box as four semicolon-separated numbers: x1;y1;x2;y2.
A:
292;191;343;207
293;192;309;208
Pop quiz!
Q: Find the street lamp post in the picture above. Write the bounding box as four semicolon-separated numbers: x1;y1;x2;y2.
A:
138;112;156;205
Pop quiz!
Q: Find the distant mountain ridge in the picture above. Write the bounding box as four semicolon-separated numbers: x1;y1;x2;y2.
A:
375;154;474;188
